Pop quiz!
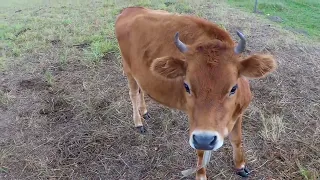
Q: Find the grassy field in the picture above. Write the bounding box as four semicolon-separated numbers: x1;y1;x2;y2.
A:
1;0;320;179
227;0;320;40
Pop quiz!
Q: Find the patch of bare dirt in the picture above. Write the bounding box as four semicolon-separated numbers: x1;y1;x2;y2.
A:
18;78;50;91
50;39;62;47
268;16;283;23
72;42;91;50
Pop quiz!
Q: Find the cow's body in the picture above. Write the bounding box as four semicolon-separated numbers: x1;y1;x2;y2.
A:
115;7;240;110
115;7;276;179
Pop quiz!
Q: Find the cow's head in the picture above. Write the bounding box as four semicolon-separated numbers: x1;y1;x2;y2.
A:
151;31;277;150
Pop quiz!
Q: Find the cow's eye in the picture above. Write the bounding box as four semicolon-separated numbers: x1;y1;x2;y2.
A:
230;84;238;96
184;82;191;94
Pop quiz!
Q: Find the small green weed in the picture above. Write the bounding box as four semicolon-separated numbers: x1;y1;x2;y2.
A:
296;160;318;180
62;19;72;26
44;70;54;86
0;57;6;71
59;50;68;69
86;40;118;63
0;166;8;173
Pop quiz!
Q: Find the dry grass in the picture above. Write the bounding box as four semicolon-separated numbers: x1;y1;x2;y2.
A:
0;0;320;179
260;114;285;143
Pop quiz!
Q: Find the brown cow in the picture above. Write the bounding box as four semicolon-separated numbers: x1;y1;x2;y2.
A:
115;7;277;179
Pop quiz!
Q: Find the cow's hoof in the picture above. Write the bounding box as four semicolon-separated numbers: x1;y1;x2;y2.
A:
142;112;151;120
235;167;250;177
137;126;146;134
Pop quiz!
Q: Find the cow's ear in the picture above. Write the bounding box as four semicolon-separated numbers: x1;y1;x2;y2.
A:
151;56;187;79
240;54;277;78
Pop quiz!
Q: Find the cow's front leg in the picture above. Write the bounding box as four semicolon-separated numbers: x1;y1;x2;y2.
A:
138;88;150;120
229;116;250;177
127;74;145;134
196;150;207;180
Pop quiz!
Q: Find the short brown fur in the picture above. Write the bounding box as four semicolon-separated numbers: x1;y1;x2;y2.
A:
115;7;276;179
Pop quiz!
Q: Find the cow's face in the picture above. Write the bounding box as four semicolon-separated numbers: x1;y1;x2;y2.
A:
151;32;277;150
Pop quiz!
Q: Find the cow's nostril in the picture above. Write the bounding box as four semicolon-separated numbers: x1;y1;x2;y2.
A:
209;136;217;146
192;134;198;143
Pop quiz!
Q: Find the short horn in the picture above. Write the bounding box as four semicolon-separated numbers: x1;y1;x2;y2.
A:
174;32;188;53
234;30;246;54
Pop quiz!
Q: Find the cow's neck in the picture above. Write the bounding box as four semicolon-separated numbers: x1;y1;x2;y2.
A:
137;75;187;111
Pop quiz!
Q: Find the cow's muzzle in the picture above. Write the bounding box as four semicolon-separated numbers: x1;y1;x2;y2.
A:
189;130;223;150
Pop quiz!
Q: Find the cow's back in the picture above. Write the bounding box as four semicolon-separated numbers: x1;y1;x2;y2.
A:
115;7;234;69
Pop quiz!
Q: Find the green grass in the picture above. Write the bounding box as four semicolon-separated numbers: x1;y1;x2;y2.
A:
0;0;197;70
1;0;117;62
227;0;320;40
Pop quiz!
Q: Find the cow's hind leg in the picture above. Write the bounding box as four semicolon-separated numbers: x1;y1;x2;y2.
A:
229;116;250;177
196;150;207;180
127;74;146;133
139;89;150;120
